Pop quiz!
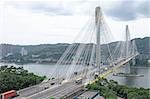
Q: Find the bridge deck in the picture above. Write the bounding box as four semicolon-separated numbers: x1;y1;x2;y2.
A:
89;55;137;84
14;55;137;99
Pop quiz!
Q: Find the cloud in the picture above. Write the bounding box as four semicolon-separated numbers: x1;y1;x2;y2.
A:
5;1;109;16
6;1;74;16
104;0;149;21
6;0;149;21
0;0;149;44
29;2;74;16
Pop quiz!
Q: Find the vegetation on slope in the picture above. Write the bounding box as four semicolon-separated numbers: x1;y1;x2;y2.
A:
86;78;150;99
0;37;149;65
0;65;46;93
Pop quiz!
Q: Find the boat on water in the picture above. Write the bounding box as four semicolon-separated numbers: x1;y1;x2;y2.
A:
113;73;144;77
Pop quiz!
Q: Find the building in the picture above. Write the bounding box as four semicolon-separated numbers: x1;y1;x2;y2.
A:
32;55;40;58
6;53;13;57
75;91;103;99
20;47;28;56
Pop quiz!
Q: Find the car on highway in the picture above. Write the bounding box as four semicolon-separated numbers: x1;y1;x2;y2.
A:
50;82;55;85
74;72;78;75
94;72;99;79
104;67;108;71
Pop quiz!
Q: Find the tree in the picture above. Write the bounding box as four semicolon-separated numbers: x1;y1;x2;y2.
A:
0;65;46;93
86;78;150;99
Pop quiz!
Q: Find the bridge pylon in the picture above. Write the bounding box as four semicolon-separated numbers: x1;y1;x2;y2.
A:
125;25;131;58
95;6;102;75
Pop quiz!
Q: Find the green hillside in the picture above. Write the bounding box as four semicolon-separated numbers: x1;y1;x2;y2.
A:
0;37;149;65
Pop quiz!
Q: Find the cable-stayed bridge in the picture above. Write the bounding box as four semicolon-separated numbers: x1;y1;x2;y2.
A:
14;6;139;99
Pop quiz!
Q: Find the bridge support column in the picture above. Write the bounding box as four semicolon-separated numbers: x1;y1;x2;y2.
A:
125;62;131;74
131;58;136;66
125;61;137;74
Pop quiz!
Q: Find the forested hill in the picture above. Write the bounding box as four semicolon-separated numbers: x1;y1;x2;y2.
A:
0;43;69;59
133;37;149;65
0;37;149;65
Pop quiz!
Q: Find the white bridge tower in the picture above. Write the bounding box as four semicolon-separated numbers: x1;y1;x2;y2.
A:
95;7;102;74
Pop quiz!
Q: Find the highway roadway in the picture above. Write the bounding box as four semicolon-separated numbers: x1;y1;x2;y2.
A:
13;79;83;99
27;82;83;99
14;78;64;99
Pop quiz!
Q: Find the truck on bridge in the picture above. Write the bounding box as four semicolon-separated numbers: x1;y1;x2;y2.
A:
75;78;83;84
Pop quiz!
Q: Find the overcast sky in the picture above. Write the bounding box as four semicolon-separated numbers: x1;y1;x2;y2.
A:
0;0;149;45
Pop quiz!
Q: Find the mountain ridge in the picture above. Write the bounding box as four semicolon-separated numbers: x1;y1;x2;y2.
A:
0;37;149;65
